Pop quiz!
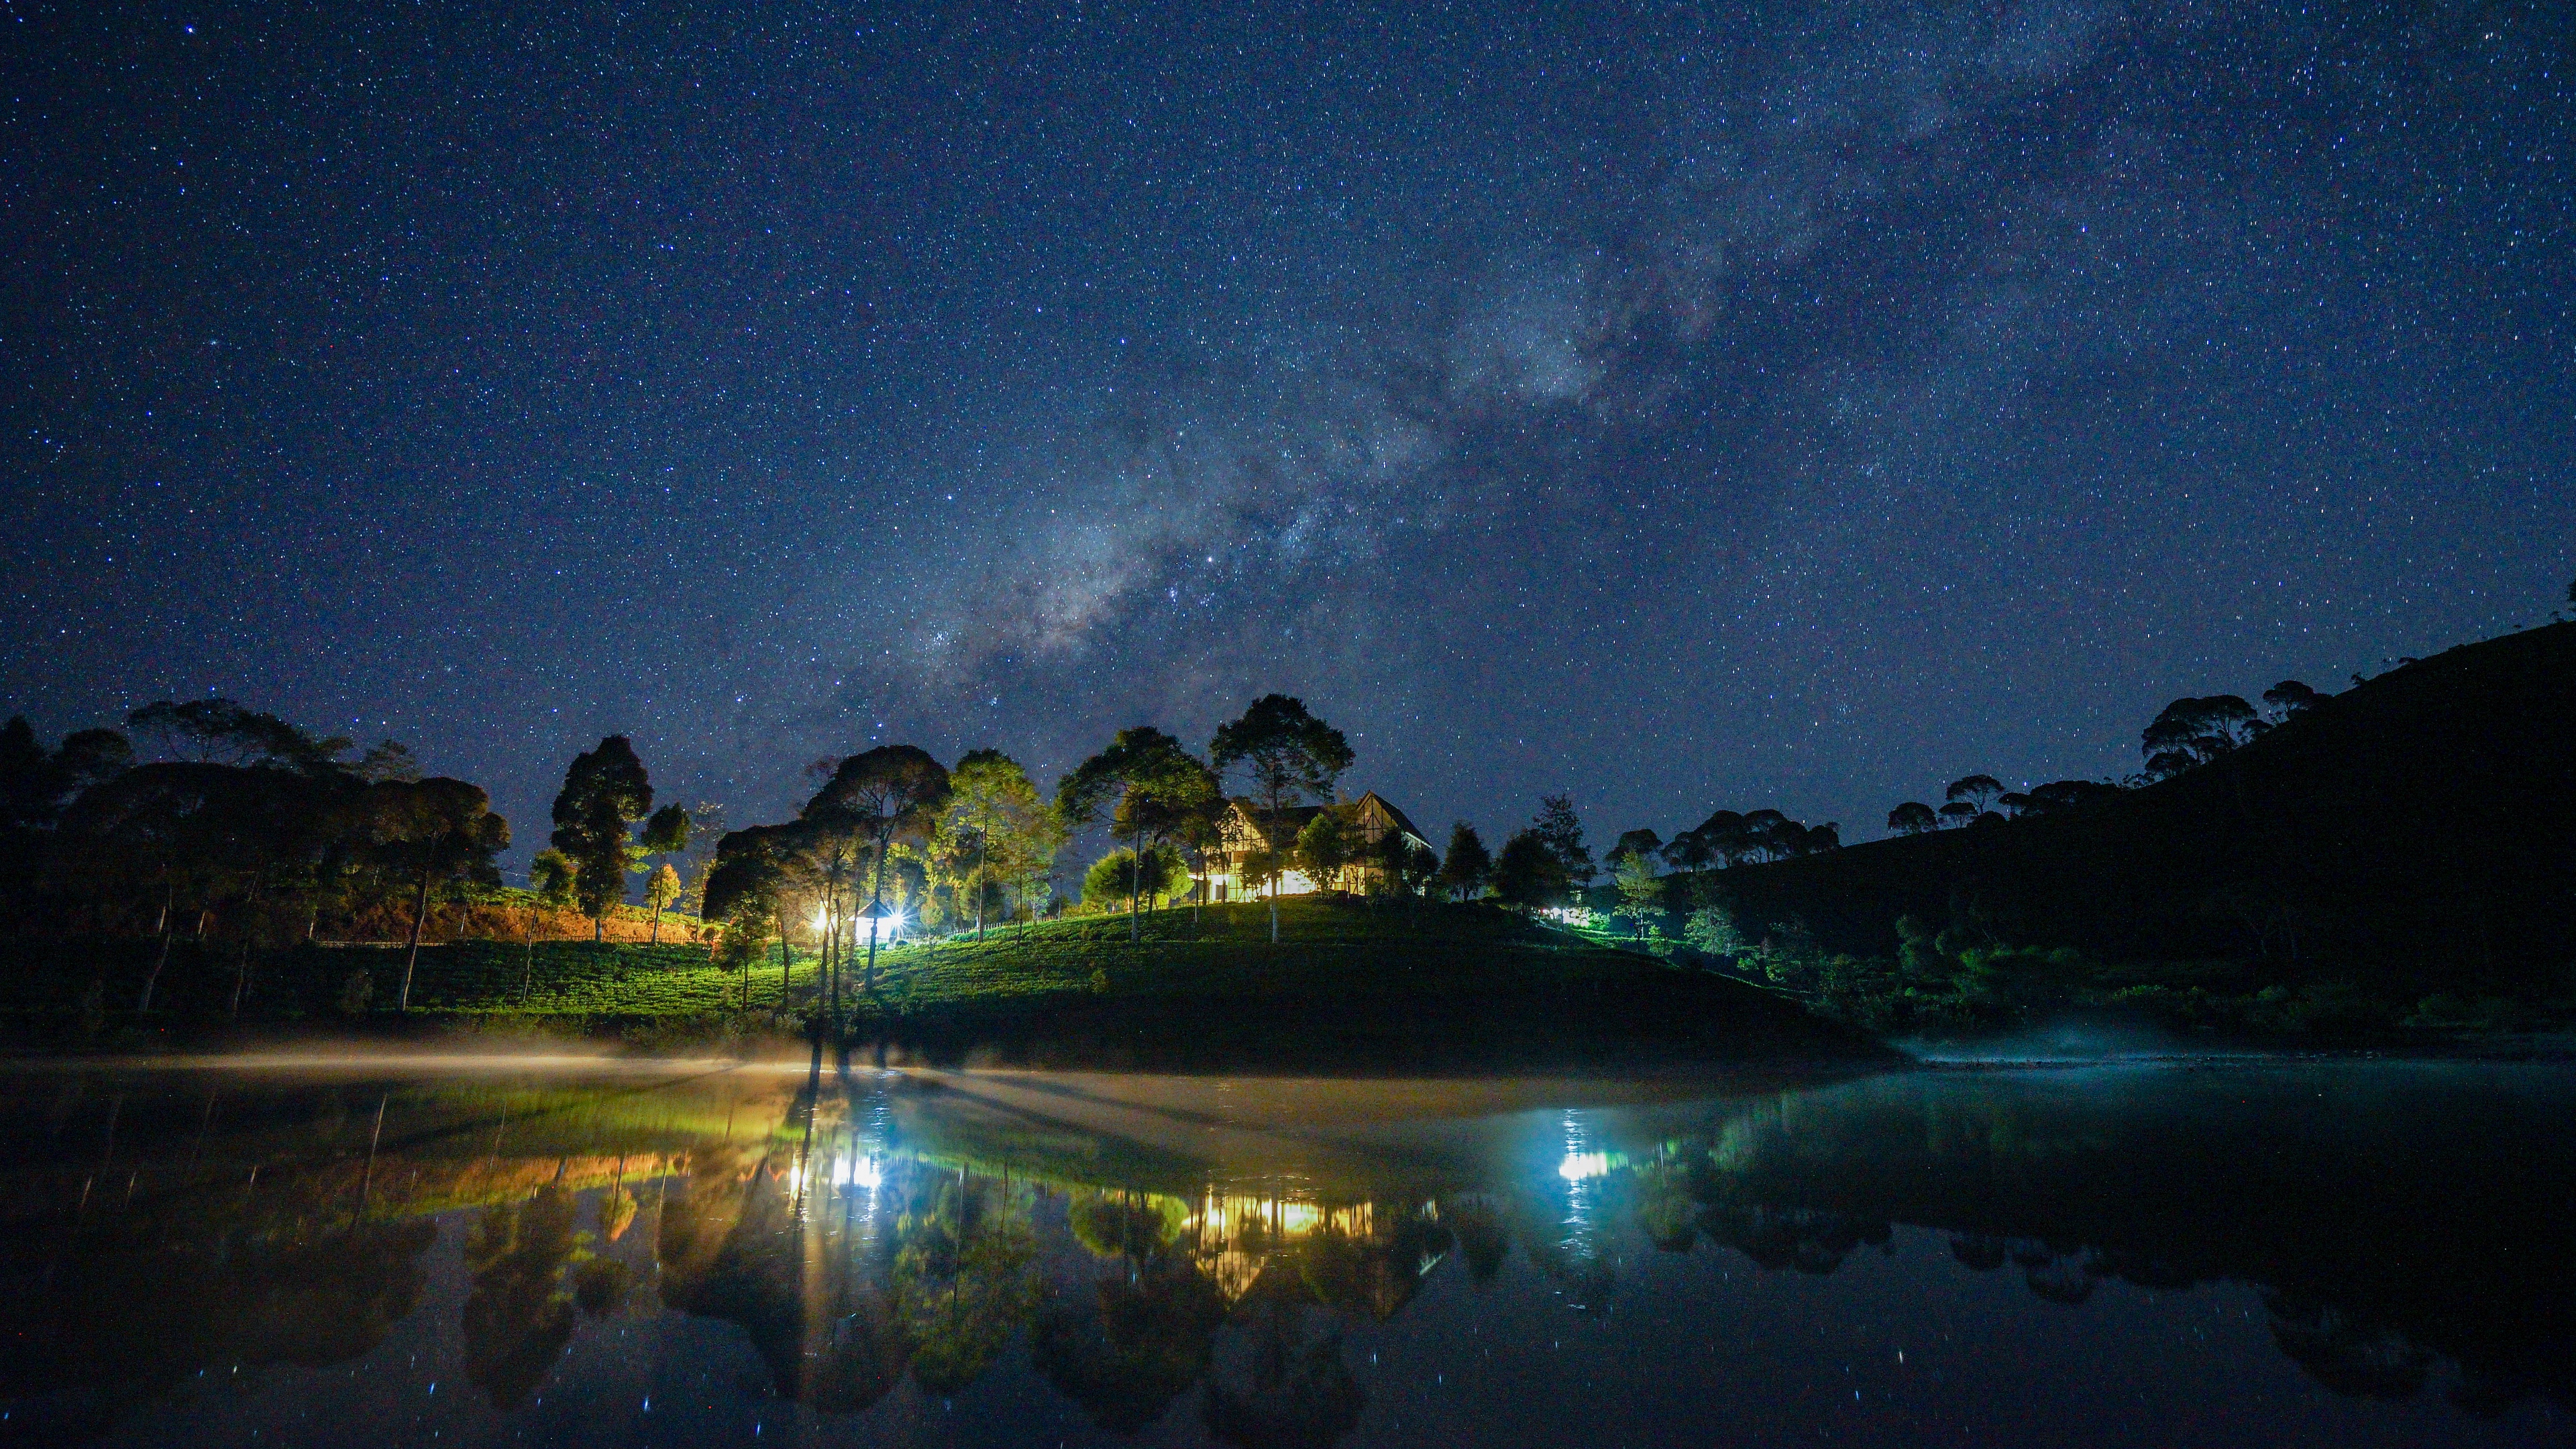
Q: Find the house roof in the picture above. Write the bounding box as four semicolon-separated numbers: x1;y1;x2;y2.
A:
1223;793;1430;850
1354;791;1430;846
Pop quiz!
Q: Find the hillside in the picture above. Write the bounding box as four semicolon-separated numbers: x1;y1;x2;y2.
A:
1666;622;2576;1016
0;898;1888;1069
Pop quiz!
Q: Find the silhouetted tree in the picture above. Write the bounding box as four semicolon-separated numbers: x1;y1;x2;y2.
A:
1887;801;1938;835
2262;679;2326;721
2141;695;2263;779
365;777;511;1008
1438;822;1491;900
1490;828;1571;912
1944;775;2004;814
1611;828;1663;865
1532;794;1594;886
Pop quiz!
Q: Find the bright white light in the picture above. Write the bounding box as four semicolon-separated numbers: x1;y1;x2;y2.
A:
1559;1152;1611;1182
857;910;906;944
839;1155;883;1189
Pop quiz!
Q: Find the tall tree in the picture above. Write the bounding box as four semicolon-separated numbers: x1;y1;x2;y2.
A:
1209;696;1354;943
943;751;1053;940
1059;729;1218;943
702;824;798;1009
1531;795;1594;887
1489;828;1570;912
1438;822;1491;901
805;746;951;996
638;804;692;943
366;777;511;1008
2141;696;2262;779
550;737;653;941
1611;850;1664;941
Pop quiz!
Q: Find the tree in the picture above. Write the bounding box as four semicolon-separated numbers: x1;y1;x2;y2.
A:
643;863;683;942
354;740;423;784
702;825;796;1010
2141;695;2262;779
943;751;1053;940
1611;849;1664;941
1209;695;1354;943
550;737;653;941
365;777;511;1008
1438;822;1491;900
127;698;351;773
1061;728;1219;944
2262;680;2326;721
1083;847;1185;912
2021;779;2125;816
1489;828;1570;912
1943;775;2004;814
1531;794;1593;888
1887;801;1939;836
805;747;951;996
1938;801;1980;828
1611;828;1663;867
530;848;578;906
1293;810;1356;894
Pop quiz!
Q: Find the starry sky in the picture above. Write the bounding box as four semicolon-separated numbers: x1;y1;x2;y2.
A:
5;1;2569;869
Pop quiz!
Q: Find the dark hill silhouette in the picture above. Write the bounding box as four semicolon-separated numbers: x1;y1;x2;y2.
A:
1678;622;2576;996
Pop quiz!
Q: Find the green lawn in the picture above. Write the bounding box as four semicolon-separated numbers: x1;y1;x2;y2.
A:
0;898;1880;1063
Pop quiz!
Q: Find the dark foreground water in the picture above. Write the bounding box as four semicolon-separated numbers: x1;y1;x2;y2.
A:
0;1055;2567;1448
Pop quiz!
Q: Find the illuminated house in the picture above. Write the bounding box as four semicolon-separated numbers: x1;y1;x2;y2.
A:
1199;792;1434;901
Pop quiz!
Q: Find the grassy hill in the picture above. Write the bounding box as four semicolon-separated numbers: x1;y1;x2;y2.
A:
1650;621;2576;1032
0;898;1887;1069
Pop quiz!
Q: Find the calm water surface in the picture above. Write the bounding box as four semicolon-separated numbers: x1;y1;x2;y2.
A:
0;1056;2567;1447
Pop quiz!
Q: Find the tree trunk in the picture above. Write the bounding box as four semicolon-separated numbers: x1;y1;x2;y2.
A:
1128;819;1142;943
864;848;888;995
400;867;432;1009
229;881;262;1018
649;906;661;945
776;907;794;1008
138;881;176;1013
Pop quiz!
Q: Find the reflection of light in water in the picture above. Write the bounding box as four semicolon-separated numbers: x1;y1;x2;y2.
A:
1559;1152;1612;1181
1183;1193;1375;1301
837;1155;883;1190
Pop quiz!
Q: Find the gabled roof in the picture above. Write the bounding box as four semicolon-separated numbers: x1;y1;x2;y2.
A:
1352;791;1430;846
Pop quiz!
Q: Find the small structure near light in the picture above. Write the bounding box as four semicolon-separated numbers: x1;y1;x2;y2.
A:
855;900;905;945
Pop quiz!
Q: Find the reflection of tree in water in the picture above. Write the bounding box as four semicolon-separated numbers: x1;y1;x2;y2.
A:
890;1168;1042;1393
1034;1194;1229;1434
0;1209;437;1443
461;1181;581;1409
1443;1197;1511;1285
1201;1299;1365;1449
1695;1203;1890;1275
2266;1293;2434;1400
655;1140;914;1413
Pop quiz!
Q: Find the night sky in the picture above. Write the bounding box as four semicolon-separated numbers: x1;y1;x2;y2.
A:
5;1;2569;869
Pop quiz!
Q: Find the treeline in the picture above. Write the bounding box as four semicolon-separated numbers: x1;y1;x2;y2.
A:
1882;679;2326;835
0;702;720;1015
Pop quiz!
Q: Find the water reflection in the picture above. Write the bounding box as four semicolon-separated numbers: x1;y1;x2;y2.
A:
0;1061;2566;1444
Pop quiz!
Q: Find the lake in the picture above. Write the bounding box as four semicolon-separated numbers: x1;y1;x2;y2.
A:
0;1053;2567;1446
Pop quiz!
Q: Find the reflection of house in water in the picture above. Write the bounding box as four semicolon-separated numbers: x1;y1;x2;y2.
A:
1177;1193;1450;1320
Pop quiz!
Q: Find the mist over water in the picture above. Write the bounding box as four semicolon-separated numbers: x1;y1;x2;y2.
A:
0;1059;2566;1446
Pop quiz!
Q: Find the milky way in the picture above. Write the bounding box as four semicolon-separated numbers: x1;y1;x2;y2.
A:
5;1;2569;864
